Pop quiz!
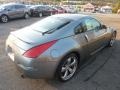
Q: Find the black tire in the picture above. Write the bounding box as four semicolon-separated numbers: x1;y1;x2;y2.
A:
56;53;79;82
1;15;9;23
24;13;29;19
50;12;53;16
108;32;116;47
38;13;43;17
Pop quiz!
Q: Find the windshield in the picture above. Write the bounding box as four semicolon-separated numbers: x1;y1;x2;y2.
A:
30;17;71;33
0;6;5;11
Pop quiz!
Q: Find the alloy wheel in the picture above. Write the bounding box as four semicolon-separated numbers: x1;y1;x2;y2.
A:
24;13;29;19
59;54;78;81
110;33;116;47
1;15;8;23
39;13;42;17
50;12;53;16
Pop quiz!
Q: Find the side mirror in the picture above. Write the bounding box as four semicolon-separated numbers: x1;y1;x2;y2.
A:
101;25;107;29
5;8;11;11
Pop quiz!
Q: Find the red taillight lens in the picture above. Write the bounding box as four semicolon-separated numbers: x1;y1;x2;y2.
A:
23;40;58;58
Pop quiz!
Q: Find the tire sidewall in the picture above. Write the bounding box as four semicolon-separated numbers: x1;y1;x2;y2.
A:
109;32;116;47
1;15;8;23
39;13;43;17
56;53;79;82
24;13;29;19
50;12;53;16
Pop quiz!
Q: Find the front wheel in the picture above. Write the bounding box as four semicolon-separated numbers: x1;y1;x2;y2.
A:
50;12;53;16
108;32;116;47
24;13;30;19
1;15;8;23
39;13;43;17
56;53;78;82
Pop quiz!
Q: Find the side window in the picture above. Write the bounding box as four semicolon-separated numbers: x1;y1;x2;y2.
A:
36;7;39;10
15;5;20;9
90;18;101;31
21;5;25;8
6;5;15;10
74;24;84;34
15;5;25;9
83;18;101;31
84;19;93;31
39;6;44;10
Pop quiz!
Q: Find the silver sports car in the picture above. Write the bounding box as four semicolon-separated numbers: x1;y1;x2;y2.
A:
6;14;117;82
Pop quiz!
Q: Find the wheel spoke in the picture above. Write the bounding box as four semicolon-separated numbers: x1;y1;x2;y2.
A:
68;67;73;74
61;67;66;72
70;59;76;66
67;58;72;65
62;70;68;79
60;55;78;81
2;16;7;22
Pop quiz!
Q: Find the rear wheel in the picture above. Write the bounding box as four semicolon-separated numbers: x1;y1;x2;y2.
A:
108;32;116;47
39;13;43;17
50;12;53;16
56;53;78;82
1;15;8;23
24;13;29;19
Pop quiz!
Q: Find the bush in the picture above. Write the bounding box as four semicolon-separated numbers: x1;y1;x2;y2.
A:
112;1;120;13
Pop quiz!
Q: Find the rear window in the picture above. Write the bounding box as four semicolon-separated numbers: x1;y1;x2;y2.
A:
30;17;72;33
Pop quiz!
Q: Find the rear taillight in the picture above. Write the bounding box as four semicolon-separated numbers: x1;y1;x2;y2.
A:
23;40;58;58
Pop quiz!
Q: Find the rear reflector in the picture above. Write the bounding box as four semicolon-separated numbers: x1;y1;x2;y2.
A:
23;40;58;58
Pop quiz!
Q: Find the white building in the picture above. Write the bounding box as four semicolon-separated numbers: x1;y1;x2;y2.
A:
83;3;95;12
100;6;112;14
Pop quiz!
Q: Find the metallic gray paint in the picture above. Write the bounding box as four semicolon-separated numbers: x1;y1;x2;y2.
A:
0;3;30;21
6;14;116;79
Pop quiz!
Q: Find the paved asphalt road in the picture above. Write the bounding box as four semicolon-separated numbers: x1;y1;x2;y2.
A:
0;14;120;90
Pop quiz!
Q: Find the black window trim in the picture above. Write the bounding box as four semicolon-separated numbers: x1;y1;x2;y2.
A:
74;23;85;35
82;17;102;32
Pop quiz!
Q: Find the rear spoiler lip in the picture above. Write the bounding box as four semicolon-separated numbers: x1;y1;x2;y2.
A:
10;32;33;44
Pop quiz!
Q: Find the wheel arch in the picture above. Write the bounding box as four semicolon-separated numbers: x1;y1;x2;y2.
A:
54;50;81;78
1;14;9;19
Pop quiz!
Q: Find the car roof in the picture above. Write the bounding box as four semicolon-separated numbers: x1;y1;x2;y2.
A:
52;14;89;21
1;3;24;7
30;5;44;8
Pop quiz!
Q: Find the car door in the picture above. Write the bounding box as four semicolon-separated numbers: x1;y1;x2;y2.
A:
6;5;18;19
74;19;96;58
81;18;100;55
14;5;25;18
41;6;50;16
90;18;108;50
74;17;106;57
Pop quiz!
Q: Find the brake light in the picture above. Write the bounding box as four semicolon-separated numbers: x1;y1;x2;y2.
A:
23;40;58;58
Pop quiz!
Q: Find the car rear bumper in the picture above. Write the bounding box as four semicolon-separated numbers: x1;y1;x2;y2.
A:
7;52;59;79
15;60;57;79
6;37;59;79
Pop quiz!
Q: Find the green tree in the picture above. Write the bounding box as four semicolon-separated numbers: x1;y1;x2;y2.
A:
112;0;120;13
54;0;61;2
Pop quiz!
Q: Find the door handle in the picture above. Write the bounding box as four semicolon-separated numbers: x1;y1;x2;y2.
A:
84;34;89;42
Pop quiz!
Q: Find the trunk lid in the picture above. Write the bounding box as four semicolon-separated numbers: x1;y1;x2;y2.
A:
11;27;43;44
10;27;47;51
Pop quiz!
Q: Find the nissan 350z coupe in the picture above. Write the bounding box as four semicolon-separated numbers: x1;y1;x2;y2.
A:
6;14;117;82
